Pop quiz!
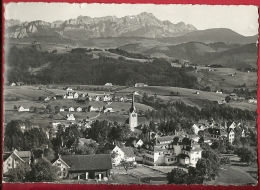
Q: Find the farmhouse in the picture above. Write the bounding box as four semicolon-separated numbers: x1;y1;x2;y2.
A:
125;137;143;148
66;114;75;121
17;106;30;112
76;107;82;112
64;87;73;91
10;82;16;86
88;106;99;112
216;90;222;94
52;154;112;180
59;107;65;112
135;83;148;87
103;108;114;113
103;143;135;166
68;106;75;112
248;98;257;104
3;149;31;174
93;96;101;101
104;83;113;87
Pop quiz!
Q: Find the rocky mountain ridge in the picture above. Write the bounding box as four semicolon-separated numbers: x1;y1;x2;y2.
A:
5;12;197;39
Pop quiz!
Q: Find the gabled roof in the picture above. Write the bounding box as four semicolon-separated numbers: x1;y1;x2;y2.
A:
121;147;135;157
156;135;175;143
125;137;137;147
60;154;112;171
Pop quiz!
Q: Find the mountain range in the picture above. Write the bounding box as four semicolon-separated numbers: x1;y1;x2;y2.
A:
5;12;197;39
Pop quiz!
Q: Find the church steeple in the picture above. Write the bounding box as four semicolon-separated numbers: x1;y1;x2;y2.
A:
130;92;136;113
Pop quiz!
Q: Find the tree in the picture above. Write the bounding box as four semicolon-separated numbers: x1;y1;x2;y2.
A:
43;148;56;162
27;158;59;182
120;160;131;174
76;142;98;155
167;168;188;184
4;120;24;151
8;163;30;182
225;96;231;103
235;147;257;165
13;105;17;109
23;128;49;150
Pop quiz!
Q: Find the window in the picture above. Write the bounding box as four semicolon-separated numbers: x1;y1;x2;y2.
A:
171;158;174;161
168;159;170;161
57;163;61;166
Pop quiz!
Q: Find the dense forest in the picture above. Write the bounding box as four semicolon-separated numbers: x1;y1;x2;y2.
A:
6;46;197;87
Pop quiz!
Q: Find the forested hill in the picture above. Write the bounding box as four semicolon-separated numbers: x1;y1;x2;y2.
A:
6;46;197;87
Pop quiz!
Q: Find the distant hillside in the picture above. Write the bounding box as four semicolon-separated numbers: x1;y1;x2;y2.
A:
140;42;257;69
159;28;258;44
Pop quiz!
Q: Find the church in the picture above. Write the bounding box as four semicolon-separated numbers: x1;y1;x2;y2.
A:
125;91;139;132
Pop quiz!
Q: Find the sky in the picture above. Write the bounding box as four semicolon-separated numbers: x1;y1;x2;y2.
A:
4;3;259;36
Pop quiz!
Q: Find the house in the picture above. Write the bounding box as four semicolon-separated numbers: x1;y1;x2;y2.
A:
17;106;30;112
66;114;75;121
73;92;79;99
68;106;74;112
216;90;222;94
120;147;136;163
227;128;235;144
135;83;148;87
143;135;177;166
208;128;221;139
248;98;257;104
3;149;31;174
93;96;101;101
192;124;200;135
64;87;73;91
125;137;143;148
102;95;112;102
103;108;114;113
104;83;113;87
103;144;136;166
88;106;99;112
59;108;65;112
103;144;125;166
76;107;82;112
10;82;16;86
179;138;203;167
52;154;112;180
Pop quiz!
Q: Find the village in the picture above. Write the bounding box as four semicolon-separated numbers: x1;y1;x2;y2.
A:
3;83;257;185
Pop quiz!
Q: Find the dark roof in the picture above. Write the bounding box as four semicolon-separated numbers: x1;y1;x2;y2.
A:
60;154;112;171
103;143;117;151
178;153;189;159
181;137;193;146
156;135;175;143
208;128;221;135
125;137;137;147
121;147;135;157
3;153;12;161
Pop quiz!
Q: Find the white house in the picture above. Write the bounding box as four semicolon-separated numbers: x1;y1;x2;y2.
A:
103;108;114;113
17;106;30;112
59;108;65;112
216;90;222;94
104;83;113;87
10;82;16;86
88;106;99;112
68;107;75;112
3;150;31;174
52;155;70;179
76;107;82;112
66;114;75;121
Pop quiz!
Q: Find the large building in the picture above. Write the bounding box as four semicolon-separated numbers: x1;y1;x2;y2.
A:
143;135;202;167
129;92;138;131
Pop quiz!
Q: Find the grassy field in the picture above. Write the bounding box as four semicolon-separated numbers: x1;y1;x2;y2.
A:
196;67;257;92
5;86;54;100
211;165;257;185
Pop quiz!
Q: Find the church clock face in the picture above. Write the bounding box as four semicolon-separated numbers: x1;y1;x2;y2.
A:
132;113;137;117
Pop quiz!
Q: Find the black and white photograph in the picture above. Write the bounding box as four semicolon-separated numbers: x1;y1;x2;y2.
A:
2;3;258;185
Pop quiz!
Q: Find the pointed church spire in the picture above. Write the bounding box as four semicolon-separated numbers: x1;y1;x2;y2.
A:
130;91;136;113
